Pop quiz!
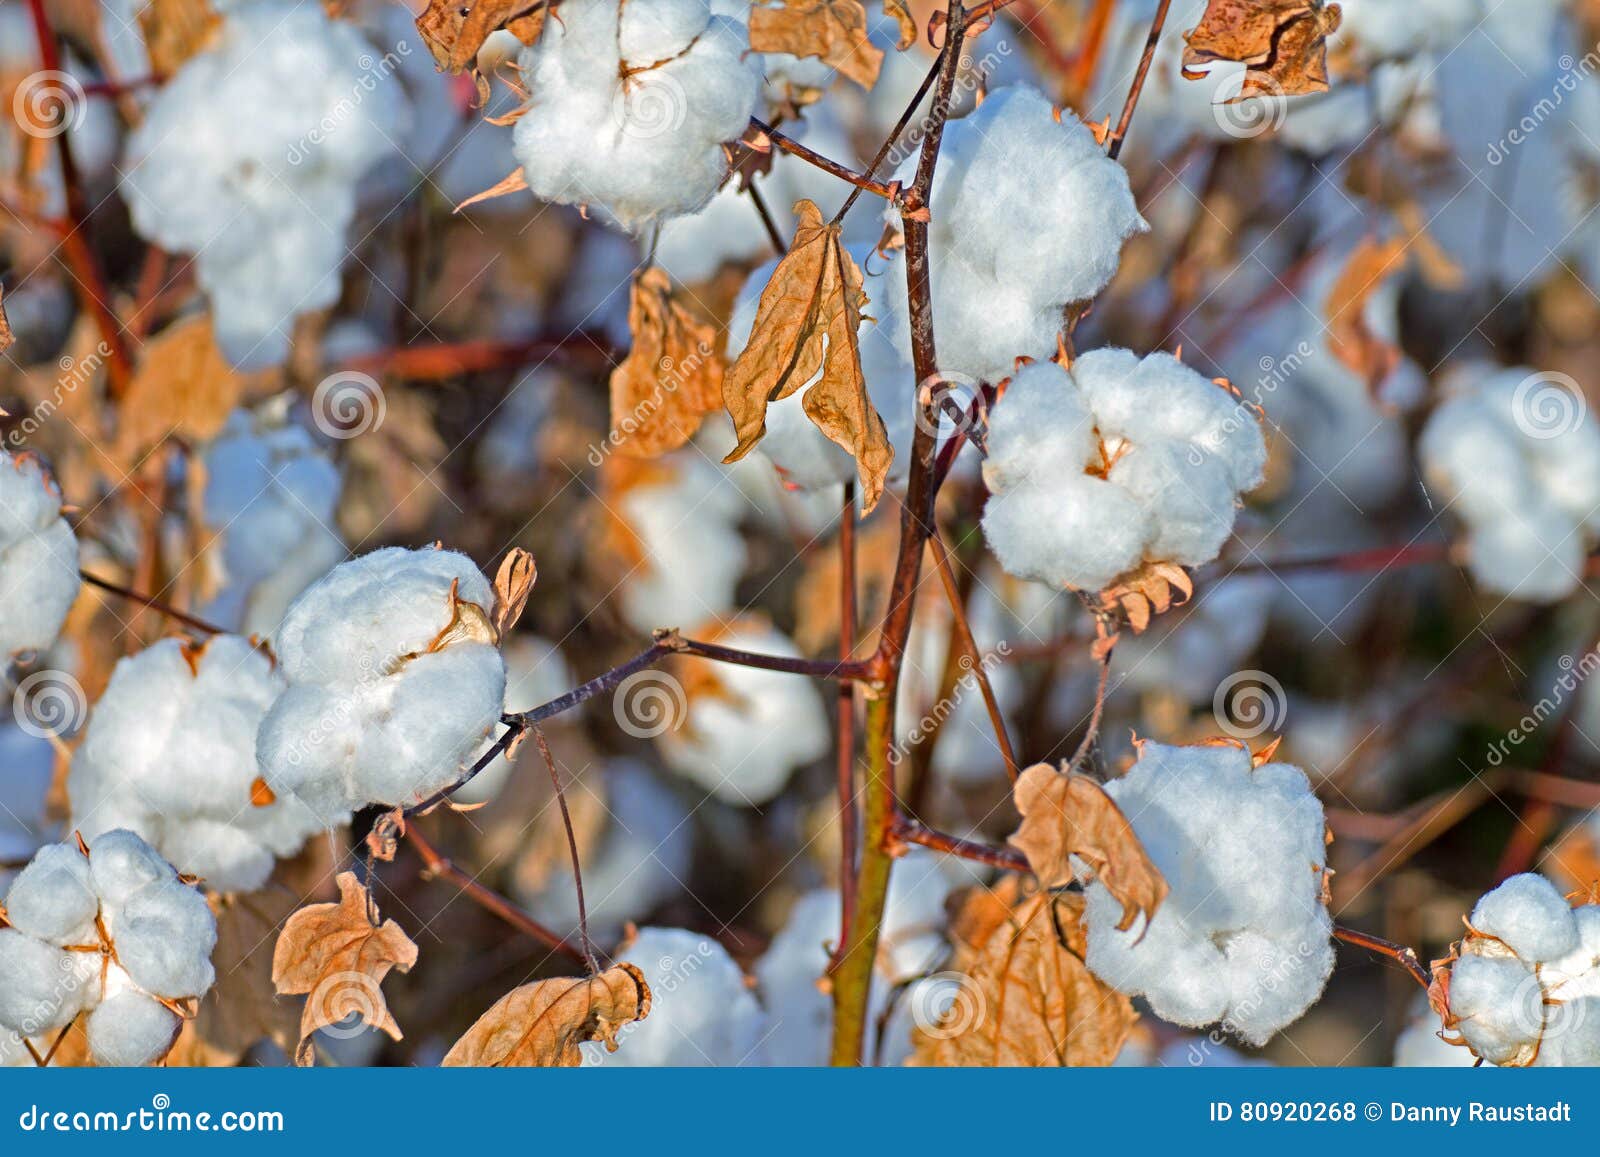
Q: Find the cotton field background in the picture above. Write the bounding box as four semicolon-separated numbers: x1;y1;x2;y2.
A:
3;0;1600;1071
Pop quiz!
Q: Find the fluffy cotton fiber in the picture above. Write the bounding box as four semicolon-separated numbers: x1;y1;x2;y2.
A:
69;634;327;894
881;85;1147;384
1419;365;1600;602
513;0;761;230
0;830;216;1066
256;547;507;819
0;451;80;660
121;0;409;367
1082;741;1334;1046
981;352;1265;592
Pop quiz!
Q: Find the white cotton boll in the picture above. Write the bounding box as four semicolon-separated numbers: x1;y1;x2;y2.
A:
658;621;829;804
3;843;98;947
1450;953;1538;1066
86;991;180;1068
0;930;89;1034
1469;874;1578;964
1082;741;1333;1046
615;457;749;633
87;829;177;908
513;0;761;230
1108;443;1238;565
121;1;409;368
0;452;81;660
110;880;217;999
982;475;1151;593
981;361;1098;493
581;928;769;1066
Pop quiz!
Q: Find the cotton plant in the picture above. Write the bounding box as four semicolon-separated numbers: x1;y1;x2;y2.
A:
0;450;81;662
121;0;410;368
1437;873;1600;1066
657;618;829;805
512;0;761;230
452;635;573;806
1081;740;1335;1046
878;85;1147;385
1418;364;1600;602
67;635;328;894
256;546;508;821
199;407;345;637
981;351;1266;594
0;830;216;1067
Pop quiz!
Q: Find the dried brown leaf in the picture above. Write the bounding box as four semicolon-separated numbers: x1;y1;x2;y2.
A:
910;879;1134;1066
1007;764;1167;931
137;0;221;76
454;166;529;213
442;964;651;1066
416;0;546;75
749;0;884;90
881;0;917;49
1324;235;1408;397
115;314;249;465
491;547;537;639
271;871;419;1066
609;267;725;457
722;199;893;512
1182;0;1343;100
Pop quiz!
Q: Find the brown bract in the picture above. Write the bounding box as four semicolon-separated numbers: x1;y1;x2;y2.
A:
1324;235;1408;398
1007;763;1167;932
491;547;538;638
749;0;884;91
909;878;1135;1066
1182;0;1343;100
442;963;651;1066
137;0;221;76
722;199;893;512
609;267;725;457
271;872;420;1066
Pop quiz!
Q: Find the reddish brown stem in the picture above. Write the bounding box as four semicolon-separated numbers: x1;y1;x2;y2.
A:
748;118;901;203
1332;925;1430;989
78;569;225;636
1106;0;1172;160
928;530;1019;782
895;819;1029;872
534;726;598;972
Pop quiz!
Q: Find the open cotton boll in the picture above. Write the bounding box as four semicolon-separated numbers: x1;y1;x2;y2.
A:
120;1;408;368
983;474;1152;593
657;620;829;804
1420;365;1600;602
1470;873;1578;964
257;547;507;817
0;930;93;1034
3;842;98;946
111;880;217;999
1082;741;1333;1046
512;0;761;230
0;451;81;660
86;991;181;1068
200;408;344;637
981;361;1099;493
68;634;322;894
581;928;769;1066
881;86;1146;383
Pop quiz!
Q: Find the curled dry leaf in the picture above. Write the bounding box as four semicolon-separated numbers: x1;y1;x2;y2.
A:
416;0;548;77
880;0;917;50
137;0;221;76
271;871;419;1066
610;266;725;457
749;0;884;91
722;199;893;512
1182;0;1343;100
491;547;538;638
910;877;1135;1067
442;963;651;1066
1096;561;1193;633
115;314;250;466
1007;763;1167;932
1324;235;1408;398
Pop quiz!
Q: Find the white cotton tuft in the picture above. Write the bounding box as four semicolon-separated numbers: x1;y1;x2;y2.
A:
256;547;508;817
581;928;769;1066
1082;741;1333;1046
0;451;81;660
86;991;180;1068
110;880;218;999
1471;873;1579;963
3;842;98;946
0;930;91;1034
120;1;410;368
512;0;762;230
